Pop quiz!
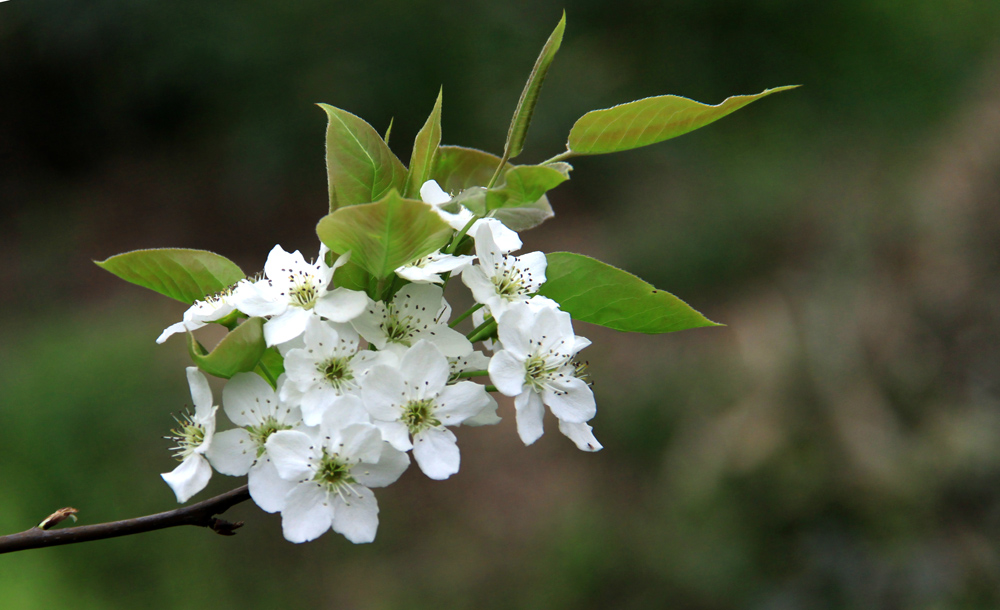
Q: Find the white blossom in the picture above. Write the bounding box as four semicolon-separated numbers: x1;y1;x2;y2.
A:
351;283;472;357
420;180;521;252
232;245;368;347
279;317;392;426
161;367;219;503
265;398;409;544
156;279;252;344
362;341;492;479
461;222;546;317
448;350;501;426
205;372;302;513
487;303;601;451
395;250;474;284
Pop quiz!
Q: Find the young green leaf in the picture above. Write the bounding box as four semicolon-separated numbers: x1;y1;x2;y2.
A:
187;317;267;379
538;252;721;334
316;190;453;279
383;117;394;145
489;11;566;187
493;195;555;232
403;89;443;198
486;162;571;211
94;248;245;304
255;346;285;388
321;103;408;211
566;85;799;155
433;146;510;193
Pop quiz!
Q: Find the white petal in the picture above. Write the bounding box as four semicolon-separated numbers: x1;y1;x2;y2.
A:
494;305;533;359
320;395;372;434
412;427;460;480
263;308;311;346
420;325;474;358
461;266;498;309
248;456;297;513
161;454;212;504
361;365;407;421
463;393;502;427
186;367;214;413
557;420;603;452
488;350;527;397
232;281;286;318
222;372;276;427
419;179;451;205
473;218;521;254
353;442;410;488
265;430;316;481
436;381;491;425
375;420;413;452
336;423;383;465
205;428;255;476
281;483;333;543
543;376;597;423
157;320;206;344
299;387;337;427
514;391;545;446
315;287;369;323
331;485;379;544
399;341;450;394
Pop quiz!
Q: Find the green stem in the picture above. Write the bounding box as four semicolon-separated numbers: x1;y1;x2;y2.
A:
445;216;479;255
467;319;498;344
484;385;498;393
455;370;490;379
487;151;510;189
540;149;575;165
450;303;484;328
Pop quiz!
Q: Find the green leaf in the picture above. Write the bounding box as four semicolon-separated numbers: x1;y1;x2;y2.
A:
316;190;453;279
94;248;245;304
254;347;285;388
538;252;721;334
486;162;571;211
187;317;267;379
493;195;555;232
320;103;408;211
432;146;508;193
502;11;566;163
566;85;799;155
383;117;394;145
332;258;371;293
403;89;443;198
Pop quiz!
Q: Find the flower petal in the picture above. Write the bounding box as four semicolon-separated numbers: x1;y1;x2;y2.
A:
557;419;603;452
436;381;491;425
543;376;597;423
265;430;316;481
462;393;502;427
263;307;311;346
248;456;297;513
281;483;333;543
353;442;410;488
186;367;214;413
161;454;212;504
419;179;451;205
205;428;255;476
488;350;526;397
222;372;276;427
412;427;460;480
514;390;545;446
399;341;450;394
315;287;369;323
331;485;379;544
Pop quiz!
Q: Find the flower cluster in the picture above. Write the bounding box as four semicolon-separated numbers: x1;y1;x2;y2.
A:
159;180;600;544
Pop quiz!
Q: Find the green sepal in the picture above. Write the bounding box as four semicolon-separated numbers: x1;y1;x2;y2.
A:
403;88;443;198
254;347;285;388
316;189;453;279
566;86;799;155
538;252;721;334
320;103;408;211
94;248;244;305
187;317;268;379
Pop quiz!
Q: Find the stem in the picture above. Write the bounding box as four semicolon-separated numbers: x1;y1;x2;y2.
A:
540;149;575;165
455;370;490;379
487;152;509;189
484;385;498;393
449;303;484;328
445;216;479;255
467;319;498;344
0;486;252;555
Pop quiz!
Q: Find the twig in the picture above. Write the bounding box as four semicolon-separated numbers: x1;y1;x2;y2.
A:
0;485;251;555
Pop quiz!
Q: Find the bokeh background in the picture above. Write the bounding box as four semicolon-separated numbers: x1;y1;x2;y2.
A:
3;0;1000;608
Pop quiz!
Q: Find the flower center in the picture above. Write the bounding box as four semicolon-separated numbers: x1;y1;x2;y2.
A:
402;398;440;434
524;355;559;391
491;263;527;299
380;305;416;345
314;450;356;490
289;280;319;309
247;417;291;458
319;357;355;389
166;411;205;460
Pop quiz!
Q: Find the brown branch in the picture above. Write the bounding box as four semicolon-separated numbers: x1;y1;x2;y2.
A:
0;485;251;555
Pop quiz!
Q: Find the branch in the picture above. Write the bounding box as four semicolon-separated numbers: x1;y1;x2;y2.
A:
0;485;251;555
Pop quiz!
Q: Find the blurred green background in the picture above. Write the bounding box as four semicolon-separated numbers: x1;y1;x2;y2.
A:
3;0;1000;608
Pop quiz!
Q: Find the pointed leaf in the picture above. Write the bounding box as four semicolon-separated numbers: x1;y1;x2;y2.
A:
538;252;721;334
567;86;799;155
493;195;555;232
383;117;394;145
95;248;244;304
321;103;408;211
316;190;453;279
255;346;285;388
432;146;510;193
187;317;267;379
404;89;443;198
503;12;566;161
486;162;570;211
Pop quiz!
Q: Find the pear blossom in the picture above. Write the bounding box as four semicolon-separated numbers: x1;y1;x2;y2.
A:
395;250;474;284
462;222;546;317
487;302;601;451
351;283;472;357
279;317;393;426
420;180;521;252
205;372;302;513
156;279;252;344
265;398;409;544
161;367;219;503
448;350;501;426
362;341;492;479
232;245;368;347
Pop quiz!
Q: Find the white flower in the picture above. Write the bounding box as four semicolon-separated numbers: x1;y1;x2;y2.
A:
362;341;492;479
205;372;302;513
265;398;409;544
232;245;368;347
448;350;501;426
395;250;474;284
161;367;219;503
156;279;251;344
279;317;391;426
487;303;601;451
420;180;521;253
461;222;546;317
351;283;472;357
